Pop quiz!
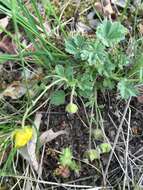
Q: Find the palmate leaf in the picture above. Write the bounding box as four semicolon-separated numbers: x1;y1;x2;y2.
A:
55;65;65;77
80;41;106;65
129;53;143;78
103;78;115;90
118;79;138;99
115;52;130;69
78;73;93;91
77;71;94;98
65;35;86;59
55;65;74;81
96;19;128;47
96;57;115;77
50;90;65;106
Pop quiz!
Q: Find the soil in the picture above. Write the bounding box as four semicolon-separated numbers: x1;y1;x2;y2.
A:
2;88;143;189
28;93;143;189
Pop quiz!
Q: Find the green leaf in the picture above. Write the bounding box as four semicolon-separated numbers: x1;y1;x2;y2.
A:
77;71;94;98
78;73;93;91
99;143;111;154
50;90;65;106
55;65;65;77
80;41;105;65
118;79;138;99
129;54;143;78
96;57;115;77
65;35;86;59
117;53;130;69
96;19;128;47
59;148;73;166
69;160;79;171
103;78;115;90
78;89;93;98
65;66;73;81
55;65;74;83
59;148;79;171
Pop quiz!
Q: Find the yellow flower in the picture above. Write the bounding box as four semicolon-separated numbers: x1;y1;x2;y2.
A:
13;126;33;148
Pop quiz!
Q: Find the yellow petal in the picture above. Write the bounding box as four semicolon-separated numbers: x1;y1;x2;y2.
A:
24;127;33;141
13;126;33;148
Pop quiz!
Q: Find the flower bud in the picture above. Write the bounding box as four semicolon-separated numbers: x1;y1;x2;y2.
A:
65;103;78;114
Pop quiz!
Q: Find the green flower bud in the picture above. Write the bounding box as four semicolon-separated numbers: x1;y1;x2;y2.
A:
92;129;104;140
65;103;78;114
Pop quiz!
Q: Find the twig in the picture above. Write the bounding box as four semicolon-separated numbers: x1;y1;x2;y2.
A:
104;98;131;180
1;174;93;189
123;108;131;190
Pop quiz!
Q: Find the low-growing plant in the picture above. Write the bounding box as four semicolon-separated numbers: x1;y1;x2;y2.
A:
59;147;79;172
51;19;141;108
0;0;142;188
92;128;104;141
85;143;111;162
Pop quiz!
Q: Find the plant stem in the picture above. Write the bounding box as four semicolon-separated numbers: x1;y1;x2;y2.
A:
70;85;75;104
22;79;63;127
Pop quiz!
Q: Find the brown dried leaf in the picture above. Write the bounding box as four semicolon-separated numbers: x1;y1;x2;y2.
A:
76;22;92;34
111;0;127;8
43;21;51;33
137;86;143;103
104;2;114;16
27;113;42;172
0;143;11;167
40;129;68;145
132;126;142;136
137;95;143;103
94;2;103;14
21;67;43;82
0;36;17;54
2;81;26;99
25;42;36;52
94;1;115;18
55;165;70;178
0;16;9;34
18;113;42;173
138;23;143;35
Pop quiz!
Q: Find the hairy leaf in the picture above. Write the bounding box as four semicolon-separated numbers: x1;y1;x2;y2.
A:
59;148;79;171
80;41;105;65
96;19;127;47
65;35;86;59
118;79;138;99
59;148;73;166
55;65;65;77
50;90;65;106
